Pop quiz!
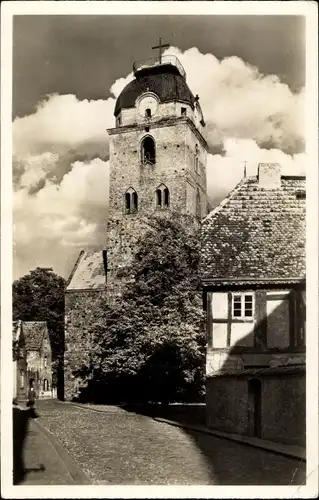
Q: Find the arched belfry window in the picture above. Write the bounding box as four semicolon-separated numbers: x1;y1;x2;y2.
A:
196;188;201;219
156;184;170;210
141;136;156;165
125;188;138;214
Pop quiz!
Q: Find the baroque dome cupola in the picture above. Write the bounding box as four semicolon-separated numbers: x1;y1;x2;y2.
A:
114;54;196;117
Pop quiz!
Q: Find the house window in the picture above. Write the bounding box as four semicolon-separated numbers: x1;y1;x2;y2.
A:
232;293;254;319
141;136;156;165
20;370;24;389
125;188;138;214
181;107;187;116
117;115;122;126
156;184;170;209
145;108;152;118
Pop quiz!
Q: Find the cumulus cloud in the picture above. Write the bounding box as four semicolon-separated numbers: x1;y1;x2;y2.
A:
13;157;109;278
13;94;115;157
12;46;305;279
165;46;304;153
206;138;306;206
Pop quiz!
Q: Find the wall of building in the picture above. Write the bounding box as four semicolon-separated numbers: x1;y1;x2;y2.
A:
262;373;305;446
108;120;207;218
206;372;305;446
64;289;106;401
13;359;27;400
206;287;305;378
106;118;207;288
205;286;306;446
206;377;248;434
120;101;196;128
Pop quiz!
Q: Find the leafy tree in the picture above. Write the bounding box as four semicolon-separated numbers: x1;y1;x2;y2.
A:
75;214;206;403
12;267;66;386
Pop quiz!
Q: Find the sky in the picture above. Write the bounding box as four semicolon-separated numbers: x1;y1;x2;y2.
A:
12;14;306;280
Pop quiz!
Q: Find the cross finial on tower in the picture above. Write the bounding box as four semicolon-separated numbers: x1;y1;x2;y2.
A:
152;37;170;64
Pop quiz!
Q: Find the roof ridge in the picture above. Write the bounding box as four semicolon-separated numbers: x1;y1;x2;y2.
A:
203;176;251;223
66;250;85;288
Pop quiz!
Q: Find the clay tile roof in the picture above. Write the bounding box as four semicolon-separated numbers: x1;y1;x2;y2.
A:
115;65;195;116
22;321;47;350
67;251;106;291
201;176;306;283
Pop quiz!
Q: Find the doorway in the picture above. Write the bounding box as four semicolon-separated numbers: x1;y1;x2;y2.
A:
248;378;262;437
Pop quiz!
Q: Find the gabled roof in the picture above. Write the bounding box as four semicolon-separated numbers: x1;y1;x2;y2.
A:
66;250;106;291
21;321;48;351
201;175;306;284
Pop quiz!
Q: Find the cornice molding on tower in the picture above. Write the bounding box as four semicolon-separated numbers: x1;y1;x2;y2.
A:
107;117;209;150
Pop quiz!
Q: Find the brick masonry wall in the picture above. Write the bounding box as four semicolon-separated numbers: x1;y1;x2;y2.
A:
106;117;207;288
64;289;107;401
108;119;207;218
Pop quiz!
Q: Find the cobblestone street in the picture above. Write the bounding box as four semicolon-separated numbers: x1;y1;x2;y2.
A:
19;400;306;486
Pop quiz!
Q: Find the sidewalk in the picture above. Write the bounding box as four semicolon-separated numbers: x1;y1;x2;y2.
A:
152;417;306;462
18;418;91;485
71;402;305;462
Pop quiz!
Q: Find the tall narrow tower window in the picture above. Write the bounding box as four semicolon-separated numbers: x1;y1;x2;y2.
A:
125;192;131;212
195;144;200;173
164;188;170;207
132;191;138;212
196;188;201;219
156;184;170;210
145;108;152;118
141;136;156;165
125;188;138;214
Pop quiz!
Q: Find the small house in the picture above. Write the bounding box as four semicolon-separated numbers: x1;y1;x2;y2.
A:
13;320;53;399
200;163;306;447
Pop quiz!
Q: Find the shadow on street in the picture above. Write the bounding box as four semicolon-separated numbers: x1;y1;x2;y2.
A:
12;403;45;485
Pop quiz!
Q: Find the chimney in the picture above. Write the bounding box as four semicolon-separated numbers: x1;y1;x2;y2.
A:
258;163;281;188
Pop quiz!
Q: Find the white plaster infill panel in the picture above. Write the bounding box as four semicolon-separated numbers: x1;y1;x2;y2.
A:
212;292;228;319
230;321;254;347
266;292;290;349
212;323;228;348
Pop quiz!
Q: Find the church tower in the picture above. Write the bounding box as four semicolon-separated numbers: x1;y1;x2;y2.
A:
64;45;209;400
106;46;209;288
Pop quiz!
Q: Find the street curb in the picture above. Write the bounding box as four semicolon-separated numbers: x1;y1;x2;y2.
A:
33;419;92;485
152;417;306;462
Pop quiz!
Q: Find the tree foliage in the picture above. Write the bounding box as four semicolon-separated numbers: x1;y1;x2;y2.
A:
77;214;206;403
12;267;66;367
